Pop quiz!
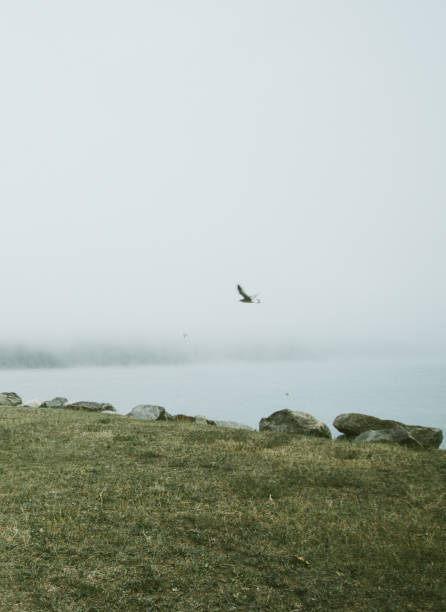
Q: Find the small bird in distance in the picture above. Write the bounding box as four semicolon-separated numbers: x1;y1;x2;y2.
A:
237;284;261;303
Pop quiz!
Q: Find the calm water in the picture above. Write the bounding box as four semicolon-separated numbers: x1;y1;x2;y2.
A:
0;358;444;447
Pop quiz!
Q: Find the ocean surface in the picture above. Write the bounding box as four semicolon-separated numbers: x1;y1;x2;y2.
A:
0;358;444;448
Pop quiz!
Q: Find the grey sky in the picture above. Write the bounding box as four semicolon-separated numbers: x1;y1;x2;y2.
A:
1;1;445;355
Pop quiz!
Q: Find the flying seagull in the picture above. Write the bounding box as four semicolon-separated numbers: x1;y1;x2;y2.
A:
237;284;261;303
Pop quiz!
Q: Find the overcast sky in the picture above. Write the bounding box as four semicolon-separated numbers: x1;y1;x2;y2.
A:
1;1;445;356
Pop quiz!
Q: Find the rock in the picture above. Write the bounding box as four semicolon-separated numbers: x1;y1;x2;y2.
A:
41;397;68;409
404;426;443;451
259;409;332;439
173;414;215;425
64;401;116;412
0;392;22;406
333;413;443;449
23;399;44;408
129;405;173;420
214;420;255;431
174;414;195;422
355;425;423;449
193;415;216;426
334;413;400;436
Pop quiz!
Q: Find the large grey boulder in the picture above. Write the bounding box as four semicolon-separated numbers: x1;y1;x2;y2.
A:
64;401;116;412
214;420;255;431
259;410;331;439
129;405;173;421
41;397;68;409
334;413;400;436
404;426;443;450
0;392;22;406
355;425;423;449
333;413;443;449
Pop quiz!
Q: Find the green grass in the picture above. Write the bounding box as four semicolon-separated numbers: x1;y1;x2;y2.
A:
0;407;445;611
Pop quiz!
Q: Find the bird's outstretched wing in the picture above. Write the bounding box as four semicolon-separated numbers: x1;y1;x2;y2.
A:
237;284;250;299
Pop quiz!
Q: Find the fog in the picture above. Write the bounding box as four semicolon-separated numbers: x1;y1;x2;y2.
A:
1;1;446;363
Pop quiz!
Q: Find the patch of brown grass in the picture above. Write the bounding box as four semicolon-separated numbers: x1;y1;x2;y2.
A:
0;407;445;611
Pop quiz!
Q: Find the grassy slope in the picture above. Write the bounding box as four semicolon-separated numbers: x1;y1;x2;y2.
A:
0;407;445;612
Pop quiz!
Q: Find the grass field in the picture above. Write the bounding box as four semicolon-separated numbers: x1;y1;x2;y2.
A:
0;406;445;611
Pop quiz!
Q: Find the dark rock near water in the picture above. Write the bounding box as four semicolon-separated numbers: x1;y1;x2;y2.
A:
333;413;443;449
334;413;400;436
129;405;173;420
355;425;423;449
403;426;443;450
65;401;116;412
0;391;22;406
259;410;331;439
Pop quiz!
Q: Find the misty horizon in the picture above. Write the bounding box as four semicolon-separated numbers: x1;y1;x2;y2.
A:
1;2;445;357
0;335;444;371
0;340;309;369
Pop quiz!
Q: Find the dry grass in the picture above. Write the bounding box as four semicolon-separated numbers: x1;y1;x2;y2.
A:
0;406;445;611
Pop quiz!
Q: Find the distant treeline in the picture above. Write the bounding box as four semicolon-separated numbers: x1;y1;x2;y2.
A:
0;347;63;369
0;341;313;369
0;345;190;369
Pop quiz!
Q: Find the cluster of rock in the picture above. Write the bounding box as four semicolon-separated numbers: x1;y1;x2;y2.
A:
0;391;443;449
127;404;254;430
333;412;444;449
0;393;254;431
22;396;114;412
258;409;443;450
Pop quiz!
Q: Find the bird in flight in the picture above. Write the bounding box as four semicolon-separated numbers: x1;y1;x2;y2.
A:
237;284;261;303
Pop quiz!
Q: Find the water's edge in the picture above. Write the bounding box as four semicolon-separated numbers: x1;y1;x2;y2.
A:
0;360;444;448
